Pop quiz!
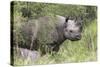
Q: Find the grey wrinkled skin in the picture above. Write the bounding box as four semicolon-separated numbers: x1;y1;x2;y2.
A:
19;15;83;55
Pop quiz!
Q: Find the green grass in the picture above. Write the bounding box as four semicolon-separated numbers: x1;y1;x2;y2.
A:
13;19;97;66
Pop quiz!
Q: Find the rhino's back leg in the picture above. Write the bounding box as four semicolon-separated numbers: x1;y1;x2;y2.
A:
19;20;39;50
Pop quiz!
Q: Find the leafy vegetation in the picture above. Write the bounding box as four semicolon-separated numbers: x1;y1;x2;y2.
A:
11;1;97;66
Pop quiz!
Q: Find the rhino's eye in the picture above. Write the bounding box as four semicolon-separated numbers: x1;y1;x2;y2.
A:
69;30;73;33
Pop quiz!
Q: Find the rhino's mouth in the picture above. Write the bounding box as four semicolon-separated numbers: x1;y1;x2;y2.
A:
69;37;81;41
70;38;80;41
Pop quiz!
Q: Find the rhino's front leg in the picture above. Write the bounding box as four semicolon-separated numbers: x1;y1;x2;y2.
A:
52;45;60;52
48;43;60;53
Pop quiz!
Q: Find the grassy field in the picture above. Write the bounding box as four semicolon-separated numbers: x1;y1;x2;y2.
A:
13;19;97;66
11;1;97;66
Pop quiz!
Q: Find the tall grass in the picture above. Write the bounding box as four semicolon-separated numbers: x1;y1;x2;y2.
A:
13;19;97;66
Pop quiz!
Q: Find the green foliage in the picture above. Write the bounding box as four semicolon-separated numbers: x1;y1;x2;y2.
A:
11;1;97;65
12;1;97;19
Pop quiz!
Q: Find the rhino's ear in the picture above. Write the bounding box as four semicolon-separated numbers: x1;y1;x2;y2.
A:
76;16;83;26
65;16;69;22
78;16;83;21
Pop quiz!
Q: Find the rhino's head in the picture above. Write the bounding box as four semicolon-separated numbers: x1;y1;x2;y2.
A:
63;16;83;41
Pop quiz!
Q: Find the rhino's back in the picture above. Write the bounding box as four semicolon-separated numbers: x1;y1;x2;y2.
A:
37;16;59;44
